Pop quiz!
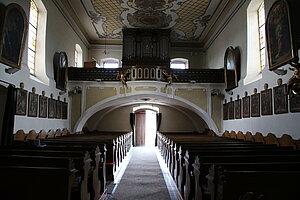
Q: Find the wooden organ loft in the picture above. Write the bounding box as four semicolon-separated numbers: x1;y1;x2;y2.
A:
122;28;171;68
68;28;224;83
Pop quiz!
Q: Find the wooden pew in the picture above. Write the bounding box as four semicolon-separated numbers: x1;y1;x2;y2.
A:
157;131;300;200
0;148;94;200
0;155;78;200
185;151;300;200
41;131;132;181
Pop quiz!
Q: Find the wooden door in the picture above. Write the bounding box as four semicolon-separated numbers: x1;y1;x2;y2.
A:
135;110;146;146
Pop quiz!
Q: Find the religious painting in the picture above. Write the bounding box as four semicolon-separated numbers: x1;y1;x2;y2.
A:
234;99;241;119
273;84;288;114
48;98;56;118
261;89;273;115
15;88;27;115
228;101;234;120
39;95;47;118
223;103;228;120
224;46;240;91
242;96;250;118
251;93;260;117
266;0;297;70
56;100;62;119
289;94;300;112
28;92;38;117
62;102;68;119
0;3;28;69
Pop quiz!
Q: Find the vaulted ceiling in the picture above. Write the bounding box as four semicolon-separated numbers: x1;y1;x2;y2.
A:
57;0;234;46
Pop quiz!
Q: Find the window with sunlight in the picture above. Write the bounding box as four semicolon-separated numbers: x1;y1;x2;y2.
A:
101;58;120;68
28;0;38;75
244;0;265;85
258;2;265;71
170;58;189;69
75;44;83;67
103;61;119;68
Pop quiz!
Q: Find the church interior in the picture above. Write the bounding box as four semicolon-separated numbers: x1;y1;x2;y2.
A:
1;0;300;200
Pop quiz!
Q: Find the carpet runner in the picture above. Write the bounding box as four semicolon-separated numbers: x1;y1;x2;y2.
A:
111;147;171;200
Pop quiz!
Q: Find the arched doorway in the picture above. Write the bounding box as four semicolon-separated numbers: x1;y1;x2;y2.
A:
133;105;159;146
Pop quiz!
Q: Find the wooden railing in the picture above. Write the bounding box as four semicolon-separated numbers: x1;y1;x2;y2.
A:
68;67;224;83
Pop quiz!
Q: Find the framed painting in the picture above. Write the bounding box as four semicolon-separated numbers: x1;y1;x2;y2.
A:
0;3;28;69
224;46;240;91
228;101;234;120
28;92;38;117
273;84;288;114
289;93;300;112
261;89;273;115
234;99;241;119
39;95;47;118
223;103;228;120
56;100;62;119
15;88;27;115
48;98;56;118
251;93;260;117
62;102;68;119
265;0;298;70
242;96;250;118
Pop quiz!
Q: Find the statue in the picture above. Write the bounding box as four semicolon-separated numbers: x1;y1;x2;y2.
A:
114;70;130;87
162;70;178;87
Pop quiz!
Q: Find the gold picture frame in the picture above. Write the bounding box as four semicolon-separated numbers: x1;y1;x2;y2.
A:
0;3;28;69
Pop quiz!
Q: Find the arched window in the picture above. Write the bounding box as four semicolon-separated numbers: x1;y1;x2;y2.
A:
74;44;83;67
170;58;189;69
100;58;120;68
28;0;48;84
258;2;265;71
27;0;38;75
244;0;265;85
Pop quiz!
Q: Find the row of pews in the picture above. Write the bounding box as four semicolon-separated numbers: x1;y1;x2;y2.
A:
0;130;132;200
222;130;300;150
157;131;300;200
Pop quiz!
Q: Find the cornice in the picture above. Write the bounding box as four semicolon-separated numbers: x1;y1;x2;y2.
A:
52;0;90;47
203;0;247;50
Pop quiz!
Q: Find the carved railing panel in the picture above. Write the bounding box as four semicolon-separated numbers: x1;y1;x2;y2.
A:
68;67;224;83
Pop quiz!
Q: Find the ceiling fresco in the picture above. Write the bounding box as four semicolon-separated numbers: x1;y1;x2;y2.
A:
79;0;222;41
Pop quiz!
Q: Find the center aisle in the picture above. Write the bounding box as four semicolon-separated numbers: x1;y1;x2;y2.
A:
111;147;172;200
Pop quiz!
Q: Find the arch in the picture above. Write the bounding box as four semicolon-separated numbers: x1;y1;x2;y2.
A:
73;93;219;134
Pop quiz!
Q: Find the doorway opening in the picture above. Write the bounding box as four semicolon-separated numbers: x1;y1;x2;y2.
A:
145;110;157;146
133;105;159;147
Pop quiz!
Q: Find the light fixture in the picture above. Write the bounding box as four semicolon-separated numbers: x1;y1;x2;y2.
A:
104;25;109;55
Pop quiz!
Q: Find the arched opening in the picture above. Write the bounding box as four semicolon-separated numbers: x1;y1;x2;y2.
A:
133;105;159;146
75;94;217;134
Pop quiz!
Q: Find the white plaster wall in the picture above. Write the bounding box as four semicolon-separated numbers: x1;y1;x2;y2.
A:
206;0;300;139
170;48;206;69
88;46;122;67
0;0;88;133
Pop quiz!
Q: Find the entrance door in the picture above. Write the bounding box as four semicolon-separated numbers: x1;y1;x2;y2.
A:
135;110;146;146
